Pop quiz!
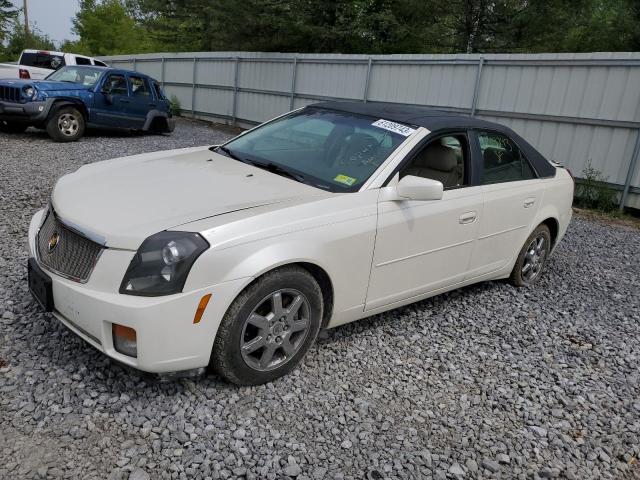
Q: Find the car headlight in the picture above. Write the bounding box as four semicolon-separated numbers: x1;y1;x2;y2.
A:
119;231;209;296
23;86;35;98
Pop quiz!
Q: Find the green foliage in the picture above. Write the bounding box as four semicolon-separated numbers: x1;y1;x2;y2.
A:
0;0;18;46
122;0;640;54
0;22;55;62
574;161;619;213
169;94;181;115
71;0;156;56
4;0;640;59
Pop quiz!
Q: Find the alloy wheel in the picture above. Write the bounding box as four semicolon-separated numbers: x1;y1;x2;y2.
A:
521;234;547;282
240;289;311;371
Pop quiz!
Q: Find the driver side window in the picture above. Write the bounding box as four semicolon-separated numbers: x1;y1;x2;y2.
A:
400;134;468;189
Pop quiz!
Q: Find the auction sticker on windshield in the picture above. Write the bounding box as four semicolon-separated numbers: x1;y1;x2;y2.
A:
372;119;416;137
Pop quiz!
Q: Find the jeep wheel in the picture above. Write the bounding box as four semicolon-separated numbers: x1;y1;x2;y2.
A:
0;120;28;134
46;106;85;142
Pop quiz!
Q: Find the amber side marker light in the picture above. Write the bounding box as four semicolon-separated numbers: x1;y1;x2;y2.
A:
193;294;212;324
112;324;137;357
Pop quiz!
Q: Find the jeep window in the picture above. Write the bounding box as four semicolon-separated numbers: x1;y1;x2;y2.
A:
151;81;165;100
20;52;66;70
46;66;103;87
104;74;128;95
47;66;102;87
75;56;92;66
129;76;150;97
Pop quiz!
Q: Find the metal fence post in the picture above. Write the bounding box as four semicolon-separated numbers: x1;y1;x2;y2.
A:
620;129;640;210
161;57;165;88
471;56;485;116
232;57;239;126
191;57;197;117
132;58;137;71
289;57;298;110
363;57;373;103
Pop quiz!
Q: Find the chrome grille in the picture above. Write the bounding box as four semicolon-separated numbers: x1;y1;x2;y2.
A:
37;211;104;283
0;85;21;103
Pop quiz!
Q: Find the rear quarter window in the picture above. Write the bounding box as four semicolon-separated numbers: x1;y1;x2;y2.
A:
20;52;66;70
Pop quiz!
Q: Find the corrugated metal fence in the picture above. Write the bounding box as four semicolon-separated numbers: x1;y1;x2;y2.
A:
101;52;640;209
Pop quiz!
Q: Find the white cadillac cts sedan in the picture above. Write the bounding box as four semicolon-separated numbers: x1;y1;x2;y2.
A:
27;102;573;385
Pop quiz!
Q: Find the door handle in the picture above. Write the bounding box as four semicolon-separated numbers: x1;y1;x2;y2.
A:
459;212;477;224
524;197;536;208
119;98;130;103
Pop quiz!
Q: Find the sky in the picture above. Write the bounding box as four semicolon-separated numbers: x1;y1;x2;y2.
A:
11;0;80;44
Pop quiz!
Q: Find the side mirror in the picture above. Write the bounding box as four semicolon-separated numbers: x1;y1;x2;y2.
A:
380;174;443;202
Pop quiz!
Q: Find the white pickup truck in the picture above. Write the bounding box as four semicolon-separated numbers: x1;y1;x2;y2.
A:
0;49;107;80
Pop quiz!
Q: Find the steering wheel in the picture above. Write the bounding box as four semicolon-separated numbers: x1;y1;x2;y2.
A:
329;132;381;168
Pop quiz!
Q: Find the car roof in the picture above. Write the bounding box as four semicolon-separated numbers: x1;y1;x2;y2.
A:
308;101;557;178
310;100;503;131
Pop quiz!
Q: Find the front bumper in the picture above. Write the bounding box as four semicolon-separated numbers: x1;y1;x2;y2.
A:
0;99;51;124
28;209;247;373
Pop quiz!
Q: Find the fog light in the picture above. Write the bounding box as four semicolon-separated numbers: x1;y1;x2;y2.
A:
112;324;137;357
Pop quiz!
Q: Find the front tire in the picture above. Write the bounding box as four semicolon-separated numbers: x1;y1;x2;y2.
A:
211;266;323;385
0;120;28;133
46;106;85;142
509;224;551;287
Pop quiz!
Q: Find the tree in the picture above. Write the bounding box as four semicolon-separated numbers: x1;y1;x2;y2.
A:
0;0;18;46
1;21;55;61
72;0;155;56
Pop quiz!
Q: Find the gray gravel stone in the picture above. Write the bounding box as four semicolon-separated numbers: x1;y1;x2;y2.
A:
0;118;639;480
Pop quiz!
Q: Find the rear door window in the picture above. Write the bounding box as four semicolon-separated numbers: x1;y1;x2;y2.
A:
20;52;66;70
75;56;91;65
129;76;150;97
478;131;536;184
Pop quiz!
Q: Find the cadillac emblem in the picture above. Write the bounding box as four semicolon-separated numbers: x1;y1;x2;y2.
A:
48;232;60;253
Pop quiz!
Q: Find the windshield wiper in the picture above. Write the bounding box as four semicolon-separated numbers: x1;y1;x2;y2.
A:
211;145;244;162
252;162;306;183
210;146;306;184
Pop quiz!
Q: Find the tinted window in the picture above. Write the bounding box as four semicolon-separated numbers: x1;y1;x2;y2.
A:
152;81;164;99
222;109;411;192
400;135;467;189
75;56;91;66
20;52;66;70
479;131;536;184
104;74;128;95
94;60;107;67
129;76;150;97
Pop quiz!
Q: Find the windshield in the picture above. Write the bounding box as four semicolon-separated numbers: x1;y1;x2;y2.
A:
219;108;414;192
46;66;104;87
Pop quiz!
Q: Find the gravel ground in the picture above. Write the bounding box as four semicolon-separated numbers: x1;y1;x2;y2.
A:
1;119;639;480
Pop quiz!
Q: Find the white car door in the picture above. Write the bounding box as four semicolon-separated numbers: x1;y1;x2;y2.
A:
365;133;483;311
466;130;545;277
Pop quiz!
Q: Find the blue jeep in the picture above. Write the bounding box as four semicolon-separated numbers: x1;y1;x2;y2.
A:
0;65;174;142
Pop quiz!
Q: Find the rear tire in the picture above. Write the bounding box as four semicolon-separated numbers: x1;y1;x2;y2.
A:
509;224;551;287
46;106;85;142
211;266;323;385
0;120;28;133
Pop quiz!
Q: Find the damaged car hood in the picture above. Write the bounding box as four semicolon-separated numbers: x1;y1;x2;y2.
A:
51;146;327;250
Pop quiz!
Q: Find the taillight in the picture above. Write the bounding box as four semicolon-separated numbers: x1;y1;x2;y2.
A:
19;69;30;79
566;168;575;183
